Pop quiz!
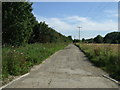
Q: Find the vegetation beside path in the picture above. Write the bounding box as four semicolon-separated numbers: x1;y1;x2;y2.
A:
2;43;68;85
76;43;120;81
2;2;72;85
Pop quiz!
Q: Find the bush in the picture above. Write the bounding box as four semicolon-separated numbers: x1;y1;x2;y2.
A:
2;43;67;81
2;49;29;77
78;43;120;81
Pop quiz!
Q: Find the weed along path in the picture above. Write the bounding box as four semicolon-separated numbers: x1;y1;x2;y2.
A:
4;44;118;88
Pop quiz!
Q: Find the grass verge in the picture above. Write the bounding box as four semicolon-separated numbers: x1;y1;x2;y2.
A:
75;43;120;81
2;43;68;85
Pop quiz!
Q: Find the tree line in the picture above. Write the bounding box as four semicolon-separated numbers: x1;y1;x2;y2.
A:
2;2;72;46
73;32;120;44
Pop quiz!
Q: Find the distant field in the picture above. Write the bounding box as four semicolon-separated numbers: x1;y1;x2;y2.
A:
76;43;120;81
2;43;68;85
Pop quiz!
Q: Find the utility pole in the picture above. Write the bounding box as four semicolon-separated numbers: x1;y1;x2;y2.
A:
77;26;82;43
74;36;76;43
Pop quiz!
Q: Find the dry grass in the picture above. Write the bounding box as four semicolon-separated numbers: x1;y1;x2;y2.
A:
76;43;120;81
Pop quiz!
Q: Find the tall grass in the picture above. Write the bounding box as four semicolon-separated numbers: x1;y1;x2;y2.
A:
77;43;120;81
2;43;67;82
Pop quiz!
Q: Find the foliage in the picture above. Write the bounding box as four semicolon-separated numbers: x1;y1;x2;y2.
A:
103;32;120;44
2;43;67;80
78;43;120;81
2;2;72;46
73;39;81;43
2;2;72;85
93;35;103;43
29;21;72;43
2;2;37;46
82;38;85;42
67;36;72;41
83;38;93;43
81;32;120;44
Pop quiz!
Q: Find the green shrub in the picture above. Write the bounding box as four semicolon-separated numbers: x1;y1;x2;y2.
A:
2;43;67;81
2;49;29;76
78;43;120;81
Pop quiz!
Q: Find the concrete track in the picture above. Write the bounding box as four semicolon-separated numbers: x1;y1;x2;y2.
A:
5;44;118;88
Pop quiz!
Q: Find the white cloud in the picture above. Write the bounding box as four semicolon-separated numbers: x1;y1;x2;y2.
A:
46;18;72;32
80;20;118;31
34;14;118;37
66;16;88;22
34;14;75;33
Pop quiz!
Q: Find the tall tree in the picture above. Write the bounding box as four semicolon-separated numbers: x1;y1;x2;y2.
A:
93;35;103;43
29;21;72;43
103;32;120;44
2;2;36;46
82;38;85;42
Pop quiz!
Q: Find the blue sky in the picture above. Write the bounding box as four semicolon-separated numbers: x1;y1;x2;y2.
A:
32;2;118;39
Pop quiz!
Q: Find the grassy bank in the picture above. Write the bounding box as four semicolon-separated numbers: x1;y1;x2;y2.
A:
2;43;68;84
76;43;120;81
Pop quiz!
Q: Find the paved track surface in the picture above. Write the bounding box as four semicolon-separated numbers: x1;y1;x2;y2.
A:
5;44;118;88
